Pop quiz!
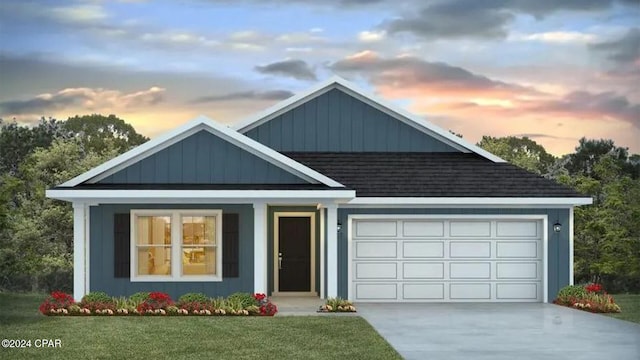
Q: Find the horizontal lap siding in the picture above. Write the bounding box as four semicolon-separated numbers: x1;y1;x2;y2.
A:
244;89;459;153
90;204;254;299
99;130;307;184
337;208;570;301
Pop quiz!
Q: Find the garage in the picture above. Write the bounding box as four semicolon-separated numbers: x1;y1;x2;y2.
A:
349;216;545;302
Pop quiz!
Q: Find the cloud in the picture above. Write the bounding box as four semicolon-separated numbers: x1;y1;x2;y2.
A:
510;31;598;44
254;59;317;81
190;90;294;104
382;0;629;40
358;30;386;42
531;90;640;128
0;87;165;116
590;28;640;64
329;51;541;98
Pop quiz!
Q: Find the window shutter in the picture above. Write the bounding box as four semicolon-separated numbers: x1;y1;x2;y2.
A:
114;213;131;278
222;213;239;278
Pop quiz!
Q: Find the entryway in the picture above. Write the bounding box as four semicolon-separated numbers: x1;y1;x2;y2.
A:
273;212;316;295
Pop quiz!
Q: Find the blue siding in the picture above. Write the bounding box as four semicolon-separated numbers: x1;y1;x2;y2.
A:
89;204;254;299
244;89;459;152
99;130;308;184
336;208;571;301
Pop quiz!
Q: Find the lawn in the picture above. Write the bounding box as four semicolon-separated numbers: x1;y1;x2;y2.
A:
0;293;401;360
605;294;640;324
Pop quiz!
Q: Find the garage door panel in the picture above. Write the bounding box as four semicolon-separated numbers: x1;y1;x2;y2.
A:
497;221;538;237
356;221;397;237
496;262;539;279
402;221;444;237
403;284;444;300
450;283;491;300
356;262;397;279
403;241;444;258
496;241;538;258
496;283;539;300
449;221;491;237
352;218;543;302
356;241;397;258
450;262;491;279
355;283;397;300
449;241;491;258
402;262;444;279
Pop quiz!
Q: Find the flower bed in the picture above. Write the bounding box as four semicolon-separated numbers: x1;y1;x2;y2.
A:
553;283;621;313
39;291;278;316
318;297;356;313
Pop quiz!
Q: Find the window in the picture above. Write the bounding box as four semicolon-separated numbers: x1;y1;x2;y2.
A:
131;210;222;282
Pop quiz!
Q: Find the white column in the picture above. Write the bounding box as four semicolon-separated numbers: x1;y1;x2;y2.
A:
319;206;325;299
326;204;338;298
72;202;87;301
253;202;268;294
569;207;574;285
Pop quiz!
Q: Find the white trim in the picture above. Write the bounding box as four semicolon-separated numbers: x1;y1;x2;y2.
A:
46;189;356;203
569;207;574;286
345;197;593;206
129;209;223;282
319;206;325;299
254;203;268;294
72;202;87;301
326;204;338;298
85;204;91;295
346;214;549;303
59;115;344;188
273;212;316;296
233;75;505;163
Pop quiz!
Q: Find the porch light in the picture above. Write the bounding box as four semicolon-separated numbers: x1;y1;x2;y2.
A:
553;222;562;233
337;221;342;232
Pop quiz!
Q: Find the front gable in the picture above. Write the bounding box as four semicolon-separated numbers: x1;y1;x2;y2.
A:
243;88;459;152
98;129;308;184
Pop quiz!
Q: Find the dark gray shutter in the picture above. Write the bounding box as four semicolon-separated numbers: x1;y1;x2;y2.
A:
222;213;239;278
114;213;131;278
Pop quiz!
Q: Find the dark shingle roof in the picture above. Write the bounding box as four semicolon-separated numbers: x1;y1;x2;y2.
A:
284;152;586;198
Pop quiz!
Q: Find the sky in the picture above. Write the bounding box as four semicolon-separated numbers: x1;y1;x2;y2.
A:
0;0;638;156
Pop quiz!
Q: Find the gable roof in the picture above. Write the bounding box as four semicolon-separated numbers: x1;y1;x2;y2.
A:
285;152;590;200
233;76;505;163
59;115;345;188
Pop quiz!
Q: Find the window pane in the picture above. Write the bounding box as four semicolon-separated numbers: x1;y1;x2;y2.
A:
182;216;215;245
136;216;171;245
182;247;216;275
137;246;171;275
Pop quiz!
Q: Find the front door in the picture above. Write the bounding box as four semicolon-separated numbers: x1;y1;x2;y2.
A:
278;217;311;292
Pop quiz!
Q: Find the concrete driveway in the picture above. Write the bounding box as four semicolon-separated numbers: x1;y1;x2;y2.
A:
357;303;640;360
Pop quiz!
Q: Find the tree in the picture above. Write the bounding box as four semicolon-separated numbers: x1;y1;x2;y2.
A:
477;136;556;175
566;138;639;179
0;117;65;176
63;114;148;154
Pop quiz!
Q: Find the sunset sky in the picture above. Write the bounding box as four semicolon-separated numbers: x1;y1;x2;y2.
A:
1;0;638;156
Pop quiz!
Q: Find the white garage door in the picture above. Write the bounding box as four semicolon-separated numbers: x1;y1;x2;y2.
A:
351;217;544;302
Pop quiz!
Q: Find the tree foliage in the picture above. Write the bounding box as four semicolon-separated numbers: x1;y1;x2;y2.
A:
63;114;148;154
477;136;556;175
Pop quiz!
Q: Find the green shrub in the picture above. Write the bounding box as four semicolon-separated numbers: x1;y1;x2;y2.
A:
81;291;113;304
129;292;150;304
322;297;356;312
227;292;258;308
557;285;588;299
178;293;209;303
211;297;226;309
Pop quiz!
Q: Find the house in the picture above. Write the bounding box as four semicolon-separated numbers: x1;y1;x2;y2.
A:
46;76;592;303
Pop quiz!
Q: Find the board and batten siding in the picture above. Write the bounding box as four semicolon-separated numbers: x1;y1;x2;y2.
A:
98;130;307;184
337;208;571;301
243;89;459;152
90;204;254;299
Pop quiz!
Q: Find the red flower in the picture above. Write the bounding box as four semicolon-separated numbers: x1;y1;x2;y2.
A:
585;283;603;293
253;293;266;302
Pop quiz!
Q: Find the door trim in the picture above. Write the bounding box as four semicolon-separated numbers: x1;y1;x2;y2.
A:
273;212;317;296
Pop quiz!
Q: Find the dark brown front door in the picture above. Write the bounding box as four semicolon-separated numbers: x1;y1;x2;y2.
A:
278;217;311;292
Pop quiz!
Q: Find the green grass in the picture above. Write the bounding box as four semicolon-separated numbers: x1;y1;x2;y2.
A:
605;294;640;324
0;293;400;360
